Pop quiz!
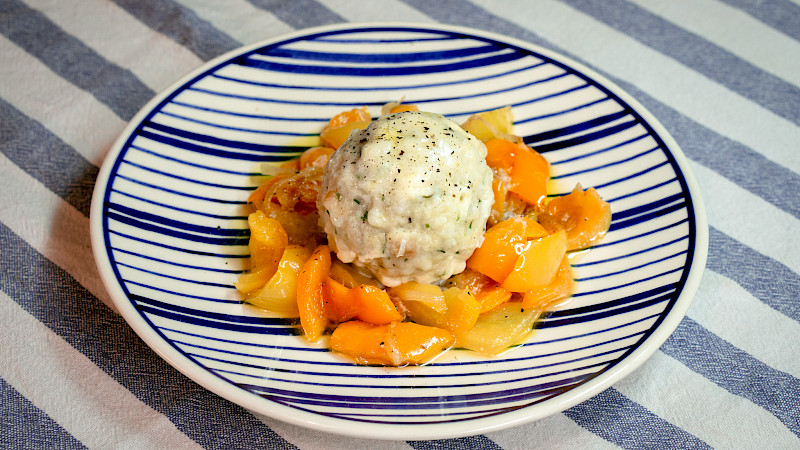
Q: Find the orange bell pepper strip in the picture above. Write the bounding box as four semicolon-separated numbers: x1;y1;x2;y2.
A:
320;107;371;149
321;277;358;323
538;185;612;251
330;320;454;366
522;256;574;310
502;230;568;292
466;216;547;283
352;285;403;325
296;245;331;342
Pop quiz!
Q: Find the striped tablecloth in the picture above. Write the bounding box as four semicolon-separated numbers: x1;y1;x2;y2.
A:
2;1;798;448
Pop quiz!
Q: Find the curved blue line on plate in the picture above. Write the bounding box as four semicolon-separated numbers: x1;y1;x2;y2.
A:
114;174;249;205
259;44;503;63
575;250;688;282
109;229;248;258
107;203;248;237
551;145;661;179
120;160;256;191
112;247;244;274
138;303;300;335
575;235;689;267
548;132;649;166
134;295;294;326
209;60;547;93
156;110;317;137
239;50;526;76
124;280;242;304
129;144;262;176
139;126;300;159
110;189;249;220
116;262;233;288
107;211;248;245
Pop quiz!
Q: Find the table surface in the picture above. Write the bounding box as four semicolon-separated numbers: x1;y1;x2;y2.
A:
2;1;799;448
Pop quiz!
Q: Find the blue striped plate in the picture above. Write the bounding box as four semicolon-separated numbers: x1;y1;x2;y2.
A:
90;23;708;440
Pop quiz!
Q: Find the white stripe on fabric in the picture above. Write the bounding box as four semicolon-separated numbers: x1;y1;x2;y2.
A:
467;0;800;175
485;413;619;449
615;351;800;448
0;35;123;167
253;413;414;450
319;0;434;23
173;0;294;46
689;270;800;378
0;291;201;450
24;0;204;93
689;161;800;275
0;153;115;311
627;0;800;88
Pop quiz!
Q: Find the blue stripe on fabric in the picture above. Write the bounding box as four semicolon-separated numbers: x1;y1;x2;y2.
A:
107;202;248;237
0;223;297;448
209;60;548;93
247;0;344;29
408;436;502;450
106;210;248;246
0;99;97;217
240;50;527;76
561;0;800;125
109;0;240;61
141;123;302;157
613;78;800;220
261;44;503;63
1;0;154;121
564;387;711;448
719;0;800;42
113;174;247;205
708;228;800;323
0;377;86;449
662;317;800;437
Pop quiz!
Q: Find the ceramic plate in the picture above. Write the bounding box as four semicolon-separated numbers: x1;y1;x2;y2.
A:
90;23;708;440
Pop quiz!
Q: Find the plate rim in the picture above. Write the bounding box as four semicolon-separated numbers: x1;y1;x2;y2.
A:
89;21;709;440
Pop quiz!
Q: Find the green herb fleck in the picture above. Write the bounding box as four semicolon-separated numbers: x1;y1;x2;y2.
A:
353;198;361;205
361;210;368;222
